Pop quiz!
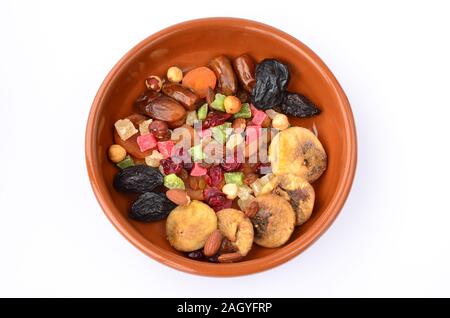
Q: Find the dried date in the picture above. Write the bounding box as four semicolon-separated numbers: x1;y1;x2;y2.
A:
130;192;176;222
278;92;321;118
114;165;163;193
251;59;289;110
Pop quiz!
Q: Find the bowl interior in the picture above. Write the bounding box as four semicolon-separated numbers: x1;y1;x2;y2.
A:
88;18;355;275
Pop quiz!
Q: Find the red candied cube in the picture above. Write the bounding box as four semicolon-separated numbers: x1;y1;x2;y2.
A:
190;163;208;176
157;140;175;158
136;133;157;152
249;104;268;126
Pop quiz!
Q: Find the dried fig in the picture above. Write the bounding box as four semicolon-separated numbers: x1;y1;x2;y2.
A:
261;174;315;225
166;200;217;252
251;194;296;248
216;208;254;256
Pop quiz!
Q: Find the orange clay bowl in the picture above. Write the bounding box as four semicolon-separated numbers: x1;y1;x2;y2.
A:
85;18;357;276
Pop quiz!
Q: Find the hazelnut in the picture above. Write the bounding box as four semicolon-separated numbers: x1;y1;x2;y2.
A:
271;114;290;130
145;75;162;92
244;173;259;186
108;144;127;163
232;118;246;130
167;66;183;83
224;96;242;114
261;115;272;128
149;120;170;141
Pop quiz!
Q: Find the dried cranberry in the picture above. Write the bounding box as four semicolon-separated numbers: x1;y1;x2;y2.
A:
203;112;232;129
160;157;182;175
220;162;242;172
206;166;224;187
203;187;232;212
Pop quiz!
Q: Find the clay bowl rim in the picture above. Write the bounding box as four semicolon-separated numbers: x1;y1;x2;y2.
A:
85;17;357;277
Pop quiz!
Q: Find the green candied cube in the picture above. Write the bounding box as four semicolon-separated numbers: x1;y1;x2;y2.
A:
233;103;251;119
210;93;226;112
189;144;205;162
211;122;232;144
116;155;134;169
224;172;244;186
197;103;208;120
163;174;185;190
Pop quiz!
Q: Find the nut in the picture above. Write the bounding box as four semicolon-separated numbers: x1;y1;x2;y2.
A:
167;66;183;83
244;201;259;218
261;115;272;128
224;96;242;114
218;252;242;263
203;229;223;257
145;75;162;92
149;120;170;141
272;114;289;130
108;144;127;163
222;183;238;200
244;173;259;186
166;189;190;205
232;118;247;130
265;109;282;119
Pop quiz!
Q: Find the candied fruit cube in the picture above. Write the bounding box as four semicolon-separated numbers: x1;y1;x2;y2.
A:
157;140;175;159
137;133;157;152
114;119;138;141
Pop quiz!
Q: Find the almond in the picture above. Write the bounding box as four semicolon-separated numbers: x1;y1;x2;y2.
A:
203;230;223;257
218;252;243;263
166;189;190;206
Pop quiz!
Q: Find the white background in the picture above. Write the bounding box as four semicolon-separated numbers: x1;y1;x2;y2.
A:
1;0;449;297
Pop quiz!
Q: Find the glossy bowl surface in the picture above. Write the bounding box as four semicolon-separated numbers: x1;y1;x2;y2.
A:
85;18;357;276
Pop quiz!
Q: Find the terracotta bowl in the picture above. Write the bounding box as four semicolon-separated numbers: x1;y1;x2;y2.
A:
85;18;357;276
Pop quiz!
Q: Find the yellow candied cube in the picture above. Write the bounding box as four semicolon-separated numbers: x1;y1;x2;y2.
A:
114;119;138;141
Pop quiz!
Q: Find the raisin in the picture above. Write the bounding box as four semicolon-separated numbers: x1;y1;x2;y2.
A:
114;165;163;193
203;112;232;129
251;59;289;110
129;192;176;222
187;250;205;259
278;92;321;118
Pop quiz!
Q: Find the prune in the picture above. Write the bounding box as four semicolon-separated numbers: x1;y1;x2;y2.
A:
279;92;321;118
251;59;289;110
114;165;163;193
202;112;232;129
130;192;176;222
